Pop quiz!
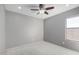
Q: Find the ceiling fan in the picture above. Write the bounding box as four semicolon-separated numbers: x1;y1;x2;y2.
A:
30;4;55;15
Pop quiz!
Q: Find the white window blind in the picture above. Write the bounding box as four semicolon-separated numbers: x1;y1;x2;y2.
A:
67;16;79;28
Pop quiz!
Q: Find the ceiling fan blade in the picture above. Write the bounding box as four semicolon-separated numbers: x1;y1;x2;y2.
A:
39;4;44;9
30;9;39;11
45;6;54;10
44;11;48;15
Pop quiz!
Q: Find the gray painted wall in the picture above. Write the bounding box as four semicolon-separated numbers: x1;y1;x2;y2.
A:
0;5;5;54
5;11;43;48
44;7;79;51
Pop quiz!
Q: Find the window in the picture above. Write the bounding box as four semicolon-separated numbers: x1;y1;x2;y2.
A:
66;16;79;28
66;16;79;41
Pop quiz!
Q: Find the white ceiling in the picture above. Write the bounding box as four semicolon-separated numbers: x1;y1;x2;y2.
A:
5;4;79;19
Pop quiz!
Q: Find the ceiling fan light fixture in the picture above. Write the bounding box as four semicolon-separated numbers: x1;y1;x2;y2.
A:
39;10;45;13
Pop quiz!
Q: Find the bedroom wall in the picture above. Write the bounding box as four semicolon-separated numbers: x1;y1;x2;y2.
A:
44;7;79;51
67;28;79;41
5;11;43;48
44;11;65;46
0;5;5;54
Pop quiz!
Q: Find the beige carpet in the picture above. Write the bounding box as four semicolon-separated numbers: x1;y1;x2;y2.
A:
6;41;79;55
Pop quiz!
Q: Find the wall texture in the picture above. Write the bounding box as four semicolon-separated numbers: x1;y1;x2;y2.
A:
44;12;66;46
5;11;43;48
67;28;79;41
0;5;5;54
44;7;79;51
